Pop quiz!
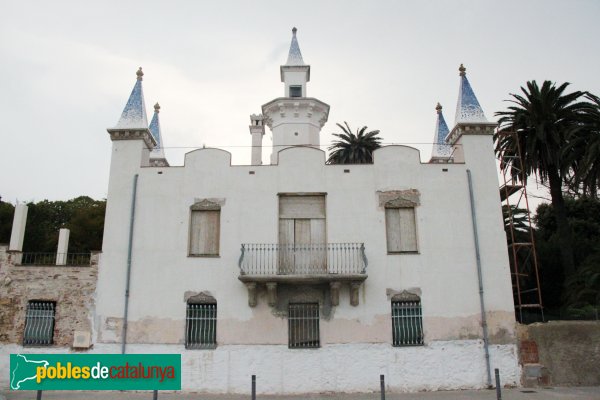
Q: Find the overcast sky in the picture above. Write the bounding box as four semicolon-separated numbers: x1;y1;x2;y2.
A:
1;0;599;203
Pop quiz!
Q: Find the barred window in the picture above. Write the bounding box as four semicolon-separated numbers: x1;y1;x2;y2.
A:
185;300;217;349
288;303;319;349
23;301;55;346
391;296;423;346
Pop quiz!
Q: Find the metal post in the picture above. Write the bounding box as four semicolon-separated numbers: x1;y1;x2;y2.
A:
252;374;256;400
36;390;42;400
152;389;158;399
122;173;139;354
495;368;502;400
380;374;385;400
466;169;492;387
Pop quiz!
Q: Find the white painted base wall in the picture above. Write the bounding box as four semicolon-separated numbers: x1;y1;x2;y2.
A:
1;341;519;394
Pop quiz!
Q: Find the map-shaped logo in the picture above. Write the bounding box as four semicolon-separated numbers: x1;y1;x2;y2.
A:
10;354;48;390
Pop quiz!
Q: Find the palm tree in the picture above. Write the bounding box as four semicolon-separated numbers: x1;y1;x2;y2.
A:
495;81;588;277
563;93;600;199
327;122;382;164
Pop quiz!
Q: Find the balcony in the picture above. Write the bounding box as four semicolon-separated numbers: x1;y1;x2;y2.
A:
238;243;368;307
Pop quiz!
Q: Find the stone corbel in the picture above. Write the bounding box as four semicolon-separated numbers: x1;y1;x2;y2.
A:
350;282;362;306
330;282;341;306
266;282;278;306
246;283;257;307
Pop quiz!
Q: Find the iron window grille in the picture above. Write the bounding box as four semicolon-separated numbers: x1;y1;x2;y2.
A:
392;299;424;346
23;301;56;346
185;302;217;349
288;303;320;349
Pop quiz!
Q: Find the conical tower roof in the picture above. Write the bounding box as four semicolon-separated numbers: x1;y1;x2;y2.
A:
114;67;149;129
454;64;487;124
149;103;166;160
431;103;452;159
285;27;305;66
148;103;169;166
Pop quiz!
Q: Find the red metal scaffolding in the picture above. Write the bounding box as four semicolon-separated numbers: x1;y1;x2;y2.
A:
497;131;545;323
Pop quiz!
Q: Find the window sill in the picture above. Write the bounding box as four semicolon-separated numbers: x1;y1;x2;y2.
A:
188;254;220;258
185;345;217;350
387;251;420;255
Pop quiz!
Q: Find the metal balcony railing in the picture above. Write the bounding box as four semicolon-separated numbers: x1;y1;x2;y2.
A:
17;252;91;266
238;243;367;275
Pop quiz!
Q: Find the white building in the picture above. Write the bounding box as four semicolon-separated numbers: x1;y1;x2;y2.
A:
93;28;518;393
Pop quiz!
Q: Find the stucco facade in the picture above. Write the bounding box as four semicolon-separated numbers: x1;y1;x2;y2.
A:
0;29;519;394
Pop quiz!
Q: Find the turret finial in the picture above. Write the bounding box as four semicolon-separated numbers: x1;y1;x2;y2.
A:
292;27;297;36
154;102;160;113
436;102;443;113
136;67;144;80
459;64;466;77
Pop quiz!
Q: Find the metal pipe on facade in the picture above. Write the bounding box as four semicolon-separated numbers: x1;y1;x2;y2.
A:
121;174;139;354
466;169;492;387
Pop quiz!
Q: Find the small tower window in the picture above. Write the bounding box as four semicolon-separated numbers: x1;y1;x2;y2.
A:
289;86;302;98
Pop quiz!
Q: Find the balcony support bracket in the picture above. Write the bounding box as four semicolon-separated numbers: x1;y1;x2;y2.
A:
350;281;362;306
330;281;341;306
246;282;258;307
266;282;278;306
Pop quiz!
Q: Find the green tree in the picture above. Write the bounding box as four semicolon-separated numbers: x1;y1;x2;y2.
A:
563;93;600;199
495;81;588;277
327;122;382;164
0;201;15;244
13;196;106;253
535;198;600;314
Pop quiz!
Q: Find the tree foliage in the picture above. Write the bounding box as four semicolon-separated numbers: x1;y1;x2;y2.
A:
534;198;600;313
563;93;600;199
495;81;589;277
0;202;15;244
327;122;383;164
0;196;105;253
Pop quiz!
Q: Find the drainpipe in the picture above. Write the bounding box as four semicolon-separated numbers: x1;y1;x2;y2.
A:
121;174;139;354
466;169;492;387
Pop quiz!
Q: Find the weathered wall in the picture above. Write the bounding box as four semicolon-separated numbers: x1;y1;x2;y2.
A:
97;143;516;346
518;321;600;386
0;341;519;393
0;245;98;347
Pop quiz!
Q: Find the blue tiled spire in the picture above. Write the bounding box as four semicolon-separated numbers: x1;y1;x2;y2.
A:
115;67;149;129
286;27;305;65
454;64;487;124
432;103;452;159
149;103;166;161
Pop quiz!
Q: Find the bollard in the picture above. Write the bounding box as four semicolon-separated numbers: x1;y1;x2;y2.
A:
36;390;42;400
252;374;256;400
380;374;385;400
495;368;502;400
153;389;158;399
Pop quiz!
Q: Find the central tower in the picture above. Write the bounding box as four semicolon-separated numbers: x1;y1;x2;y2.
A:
262;28;330;164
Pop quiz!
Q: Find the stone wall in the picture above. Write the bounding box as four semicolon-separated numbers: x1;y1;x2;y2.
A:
517;321;600;386
0;245;98;347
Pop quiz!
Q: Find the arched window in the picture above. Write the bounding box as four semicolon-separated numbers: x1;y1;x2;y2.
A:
391;291;423;346
185;293;217;349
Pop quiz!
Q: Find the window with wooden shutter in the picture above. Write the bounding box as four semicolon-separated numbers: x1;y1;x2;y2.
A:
385;207;417;253
189;200;221;256
278;194;327;274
